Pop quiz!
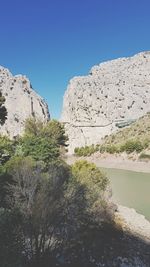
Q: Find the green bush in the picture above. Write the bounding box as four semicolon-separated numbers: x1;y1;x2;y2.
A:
21;135;60;164
74;145;98;156
99;145;106;153
0;136;15;164
72;160;109;197
120;140;144;154
74;144;119;156
105;144;119;154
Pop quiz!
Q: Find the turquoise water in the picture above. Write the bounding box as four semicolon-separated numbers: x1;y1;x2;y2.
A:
102;168;150;221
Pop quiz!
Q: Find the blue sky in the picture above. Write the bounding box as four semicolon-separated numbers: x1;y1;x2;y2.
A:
0;0;150;118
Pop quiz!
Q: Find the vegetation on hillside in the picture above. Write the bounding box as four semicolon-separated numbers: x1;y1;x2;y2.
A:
0;118;117;267
74;113;150;158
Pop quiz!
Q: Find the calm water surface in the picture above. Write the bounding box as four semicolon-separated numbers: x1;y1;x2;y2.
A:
102;168;150;221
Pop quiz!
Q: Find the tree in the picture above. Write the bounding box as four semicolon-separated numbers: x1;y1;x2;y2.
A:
24;117;44;137
19;118;68;167
0;136;14;165
24;118;68;147
4;156;115;267
64;160;111;237
21;135;60;166
0;91;7;125
0;208;24;267
7;156;71;264
41;119;68;147
0;161;25;267
51;160;115;266
0;169;13;209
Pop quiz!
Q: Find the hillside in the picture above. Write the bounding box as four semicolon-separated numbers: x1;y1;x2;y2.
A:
74;113;150;159
61;51;150;154
104;113;150;147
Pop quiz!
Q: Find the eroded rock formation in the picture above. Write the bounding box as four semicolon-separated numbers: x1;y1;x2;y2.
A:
0;66;50;137
61;52;150;153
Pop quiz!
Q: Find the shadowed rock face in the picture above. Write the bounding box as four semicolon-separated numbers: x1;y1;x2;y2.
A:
61;51;150;154
0;66;50;137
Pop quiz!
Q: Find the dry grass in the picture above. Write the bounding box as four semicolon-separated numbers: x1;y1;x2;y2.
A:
104;113;150;148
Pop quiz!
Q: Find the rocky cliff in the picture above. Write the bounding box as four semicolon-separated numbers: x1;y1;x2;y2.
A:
0;66;50;138
61;52;150;154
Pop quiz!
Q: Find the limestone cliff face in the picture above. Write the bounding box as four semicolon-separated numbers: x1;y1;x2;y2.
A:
0;66;50;137
61;52;150;153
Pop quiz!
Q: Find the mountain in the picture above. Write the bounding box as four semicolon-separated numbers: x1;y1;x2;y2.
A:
0;66;50;137
61;51;150;154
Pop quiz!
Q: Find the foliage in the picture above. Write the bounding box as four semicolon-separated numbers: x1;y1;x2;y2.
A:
74;143;120;156
24;117;44;136
41;119;68;146
74;140;145;156
20;135;60;165
24;118;68;147
72;160;109;193
7;156;71;263
0;91;7;125
0;135;14;164
104;113;150;150
0;117;119;266
1;155;114;266
0;169;13;208
105;144;119;154
119;139;144;154
74;113;150;157
0;208;24;267
74;145;99;156
57;160;115;265
19;118;69;166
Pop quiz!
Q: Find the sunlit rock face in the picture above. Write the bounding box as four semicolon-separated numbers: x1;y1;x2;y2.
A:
0;66;50;137
61;52;150;154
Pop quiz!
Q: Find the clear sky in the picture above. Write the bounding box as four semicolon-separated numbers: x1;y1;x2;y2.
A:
0;0;150;118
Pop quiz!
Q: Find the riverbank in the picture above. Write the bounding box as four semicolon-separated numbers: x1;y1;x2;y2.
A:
65;153;150;173
115;205;150;243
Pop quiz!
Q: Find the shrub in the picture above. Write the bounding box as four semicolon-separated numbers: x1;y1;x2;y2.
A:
120;140;144;154
105;144;119;154
99;145;106;153
0;136;14;164
74;145;98;156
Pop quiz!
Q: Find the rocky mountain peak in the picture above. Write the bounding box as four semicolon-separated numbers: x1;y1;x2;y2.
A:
61;51;150;154
0;66;50;138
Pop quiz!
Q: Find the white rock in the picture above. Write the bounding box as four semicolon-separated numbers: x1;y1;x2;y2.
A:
0;66;50;137
61;52;150;154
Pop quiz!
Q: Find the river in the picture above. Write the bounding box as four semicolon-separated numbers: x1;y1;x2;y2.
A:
102;168;150;221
